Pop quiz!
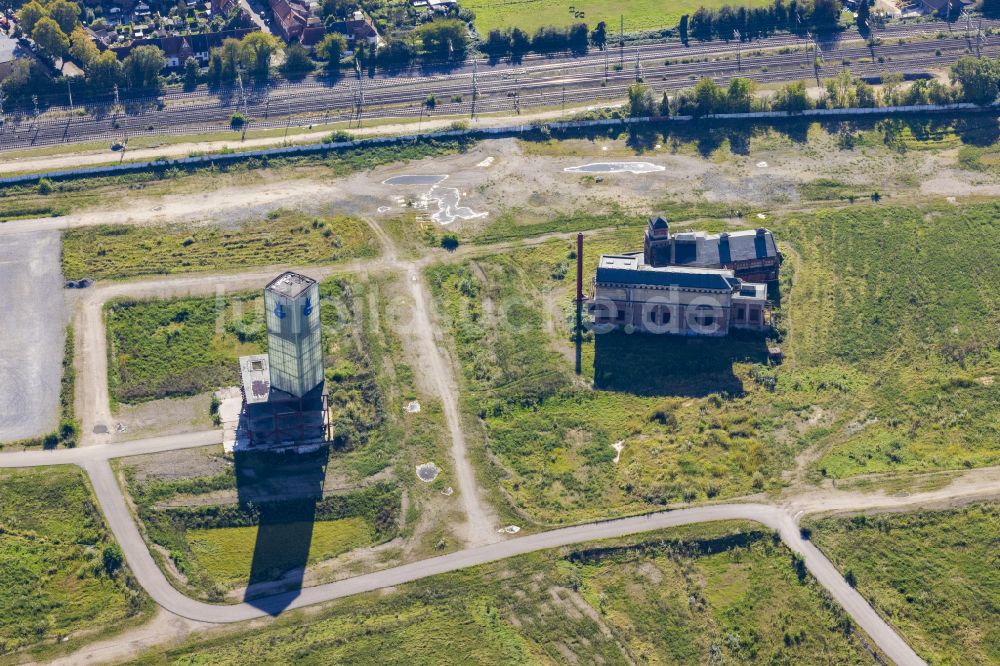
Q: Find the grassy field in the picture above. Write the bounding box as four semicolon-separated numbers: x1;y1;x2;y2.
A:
128;521;876;664
0;466;149;659
63;211;377;281
187;517;375;588
105;293;265;404
116;272;460;597
429;201;999;523
462;0;773;34
806;504;1000;665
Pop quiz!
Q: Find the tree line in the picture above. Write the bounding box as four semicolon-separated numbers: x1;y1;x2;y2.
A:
625;56;1000;118
680;0;844;43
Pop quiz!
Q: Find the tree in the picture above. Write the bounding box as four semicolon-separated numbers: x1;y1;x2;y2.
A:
692;76;725;115
811;0;841;30
854;79;876;107
510;27;530;57
856;0;871;34
377;38;416;68
279;42;313;77
950;56;1000;105
773;80;812;112
679;14;689;44
484;29;510;57
16;1;47;35
183;56;199;89
317;32;347;71
68;25;98;66
207;49;224;84
321;0;351;19
123;44;166;88
241;31;279;78
417;19;467;60
219;38;241;80
591;20;607;49
47;0;80;34
825;70;855;108
626;82;656;117
568;22;588;54
32;17;69;60
726;76;755;112
0;58;50;100
86;50;122;90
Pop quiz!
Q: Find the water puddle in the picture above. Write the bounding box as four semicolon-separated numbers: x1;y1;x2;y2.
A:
382;174;448;186
416;185;487;225
564;162;665;174
384;174;487;225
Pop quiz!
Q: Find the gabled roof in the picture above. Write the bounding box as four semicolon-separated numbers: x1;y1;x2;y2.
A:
671;229;779;266
596;255;740;291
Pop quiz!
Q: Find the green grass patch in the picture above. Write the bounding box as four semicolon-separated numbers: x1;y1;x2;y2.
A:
806;504;1000;665
462;0;773;34
105;293;265;404
187;517;375;588
784;203;1000;477
63;211;377;281
0;466;149;658
129;520;875;664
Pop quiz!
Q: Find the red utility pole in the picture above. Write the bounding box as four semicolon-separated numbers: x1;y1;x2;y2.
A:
576;233;584;303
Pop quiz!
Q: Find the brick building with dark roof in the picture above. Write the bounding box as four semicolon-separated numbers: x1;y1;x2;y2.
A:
588;217;780;336
643;216;782;283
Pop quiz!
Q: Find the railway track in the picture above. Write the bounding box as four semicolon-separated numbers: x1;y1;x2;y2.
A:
0;18;994;151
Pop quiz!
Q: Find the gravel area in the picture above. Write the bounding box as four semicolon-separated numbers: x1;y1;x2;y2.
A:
0;230;66;441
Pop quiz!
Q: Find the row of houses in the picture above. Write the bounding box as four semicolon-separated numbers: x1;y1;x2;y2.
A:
269;0;379;48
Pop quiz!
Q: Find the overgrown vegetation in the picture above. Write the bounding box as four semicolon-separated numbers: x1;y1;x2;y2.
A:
0;466;149;658
116;273;457;597
429;200;999;523
128;521;876;664
806;504;1000;665
105;294;265;404
63;211;376;280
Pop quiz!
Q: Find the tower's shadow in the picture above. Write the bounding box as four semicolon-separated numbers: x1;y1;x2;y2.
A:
235;447;328;615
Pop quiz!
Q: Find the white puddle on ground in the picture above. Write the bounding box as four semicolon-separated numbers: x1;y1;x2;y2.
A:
382;174;448;186
384;174;487;225
756;161;769;168
498;525;521;534
405;400;421;413
416;185;488;225
476;156;495;168
612;440;624;464
564;162;666;174
377;206;391;213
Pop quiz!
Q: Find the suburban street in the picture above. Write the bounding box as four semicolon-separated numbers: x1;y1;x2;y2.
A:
1;18;997;151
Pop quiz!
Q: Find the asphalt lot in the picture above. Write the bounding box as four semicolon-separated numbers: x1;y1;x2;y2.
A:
0;230;65;441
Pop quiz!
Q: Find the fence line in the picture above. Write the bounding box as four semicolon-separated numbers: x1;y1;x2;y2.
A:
0;101;990;188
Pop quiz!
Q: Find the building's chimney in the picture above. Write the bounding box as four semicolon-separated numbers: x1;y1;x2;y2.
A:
576;233;584;303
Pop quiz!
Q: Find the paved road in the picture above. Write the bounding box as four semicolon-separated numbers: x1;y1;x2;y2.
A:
0;435;931;665
0;231;66;441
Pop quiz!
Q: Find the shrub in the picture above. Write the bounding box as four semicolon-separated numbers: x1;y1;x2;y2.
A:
440;233;459;251
37;178;54;195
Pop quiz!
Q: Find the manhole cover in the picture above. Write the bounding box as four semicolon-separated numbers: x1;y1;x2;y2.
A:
416;462;440;482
